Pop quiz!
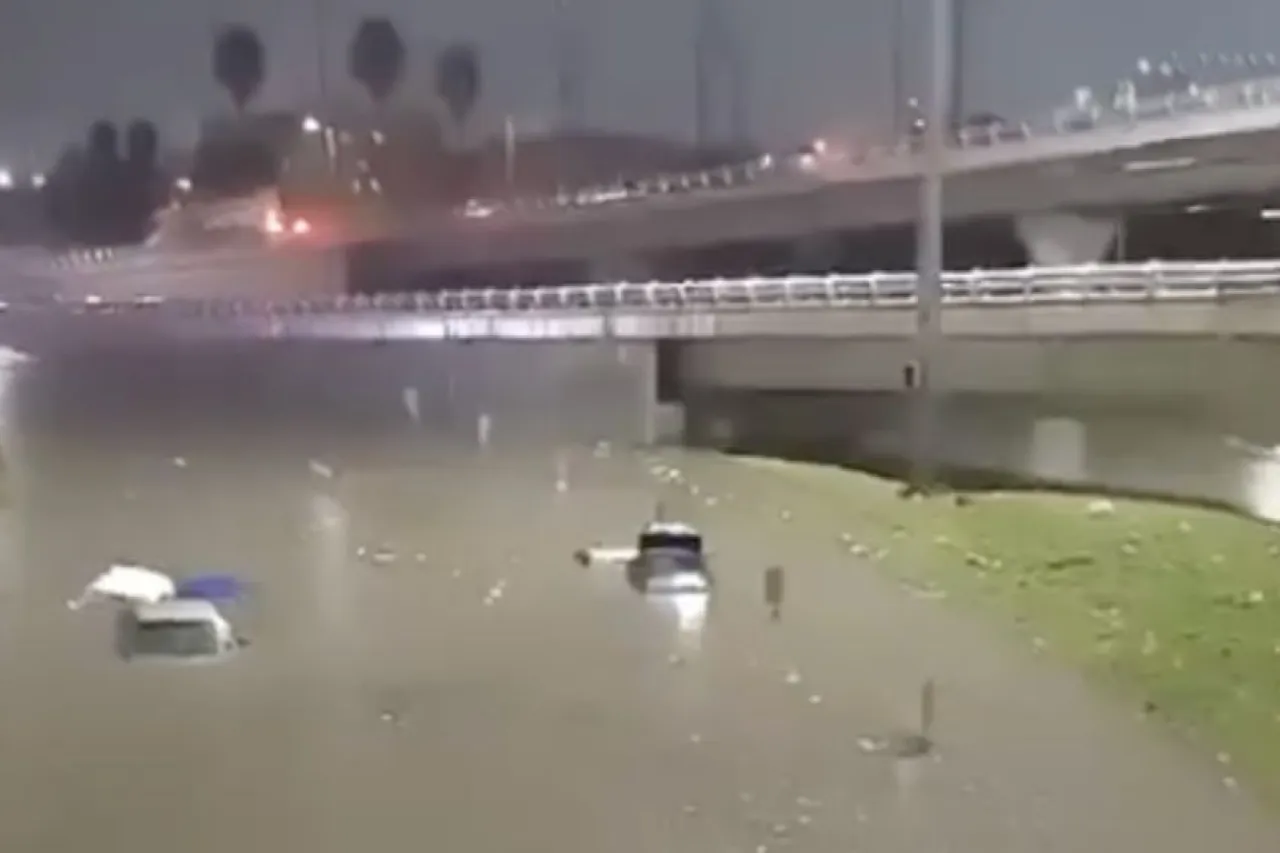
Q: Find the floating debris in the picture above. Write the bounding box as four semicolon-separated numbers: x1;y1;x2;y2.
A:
482;580;508;606
171;456;187;468
764;566;785;621
857;736;887;754
308;459;334;478
784;668;802;685
1086;498;1115;518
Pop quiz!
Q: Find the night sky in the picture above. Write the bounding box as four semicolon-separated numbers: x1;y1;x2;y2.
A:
0;0;1275;168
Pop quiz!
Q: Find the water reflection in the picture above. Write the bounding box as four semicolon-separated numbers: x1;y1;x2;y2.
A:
653;590;710;651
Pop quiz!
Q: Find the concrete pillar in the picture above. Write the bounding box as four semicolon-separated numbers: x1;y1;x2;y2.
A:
625;342;659;445
588;255;651;284
1015;213;1118;265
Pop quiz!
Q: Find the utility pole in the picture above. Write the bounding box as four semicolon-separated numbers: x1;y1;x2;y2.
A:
891;0;905;137
694;0;749;146
309;0;337;176
554;0;588;132
950;0;966;129
909;0;951;495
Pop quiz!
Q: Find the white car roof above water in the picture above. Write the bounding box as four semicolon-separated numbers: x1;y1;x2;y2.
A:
133;599;223;623
641;521;700;536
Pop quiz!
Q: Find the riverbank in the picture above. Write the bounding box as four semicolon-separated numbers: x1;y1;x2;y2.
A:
668;451;1280;804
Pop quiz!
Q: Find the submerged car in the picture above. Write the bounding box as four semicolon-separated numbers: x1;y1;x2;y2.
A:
624;521;712;595
115;599;248;664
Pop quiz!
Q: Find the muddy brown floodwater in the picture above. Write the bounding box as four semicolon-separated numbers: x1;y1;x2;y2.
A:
0;341;1278;852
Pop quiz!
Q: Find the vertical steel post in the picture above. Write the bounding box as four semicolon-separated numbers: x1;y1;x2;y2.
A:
909;0;951;493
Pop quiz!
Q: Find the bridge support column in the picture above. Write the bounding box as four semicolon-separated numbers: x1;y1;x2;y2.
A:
588;255;651;284
1015;213;1118;265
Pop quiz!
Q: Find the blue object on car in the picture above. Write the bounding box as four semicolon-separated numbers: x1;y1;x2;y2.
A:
174;572;250;602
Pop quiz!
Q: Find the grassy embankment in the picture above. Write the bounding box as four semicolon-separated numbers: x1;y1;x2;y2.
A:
686;452;1280;801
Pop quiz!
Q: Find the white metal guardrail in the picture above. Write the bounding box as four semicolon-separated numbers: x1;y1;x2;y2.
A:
16;259;1279;318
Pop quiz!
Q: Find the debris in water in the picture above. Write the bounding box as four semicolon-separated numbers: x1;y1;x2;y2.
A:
370;548;396;566
857;736;887;754
68;563;176;610
784;668;802;685
308;459;334;478
807;694;823;704
764;565;785;621
483;580;507;606
171;456;187;468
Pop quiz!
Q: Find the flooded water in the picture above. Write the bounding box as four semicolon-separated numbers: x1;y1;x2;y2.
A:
1;341;1279;852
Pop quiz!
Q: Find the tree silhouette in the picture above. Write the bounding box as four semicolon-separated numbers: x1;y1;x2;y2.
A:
46;144;86;243
349;17;406;106
213;24;266;112
435;41;481;138
123;119;163;242
81;120;125;245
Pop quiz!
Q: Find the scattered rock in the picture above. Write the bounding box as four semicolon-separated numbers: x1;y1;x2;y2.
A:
1086;498;1115;518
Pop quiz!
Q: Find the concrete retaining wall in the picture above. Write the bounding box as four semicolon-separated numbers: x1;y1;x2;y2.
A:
678;337;1280;437
683;390;1280;520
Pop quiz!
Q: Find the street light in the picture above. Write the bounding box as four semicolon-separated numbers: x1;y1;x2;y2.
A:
908;0;951;495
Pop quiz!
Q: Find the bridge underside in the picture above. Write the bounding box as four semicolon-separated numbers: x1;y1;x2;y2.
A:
664;336;1280;519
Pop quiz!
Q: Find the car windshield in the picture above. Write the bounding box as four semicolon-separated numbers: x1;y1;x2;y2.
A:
638;532;702;554
129;620;221;658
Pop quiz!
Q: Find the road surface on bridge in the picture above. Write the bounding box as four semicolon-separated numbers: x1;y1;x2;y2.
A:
0;342;1275;852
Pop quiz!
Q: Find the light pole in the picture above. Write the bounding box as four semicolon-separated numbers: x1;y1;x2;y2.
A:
309;0;338;177
908;0;951;494
891;0;905;136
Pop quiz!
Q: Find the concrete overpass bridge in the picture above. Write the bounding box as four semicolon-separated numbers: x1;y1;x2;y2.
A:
17;72;1280;296
4;259;1280;515
412;73;1280;273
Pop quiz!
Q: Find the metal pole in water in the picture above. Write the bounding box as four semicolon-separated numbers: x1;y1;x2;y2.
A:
909;0;951;494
